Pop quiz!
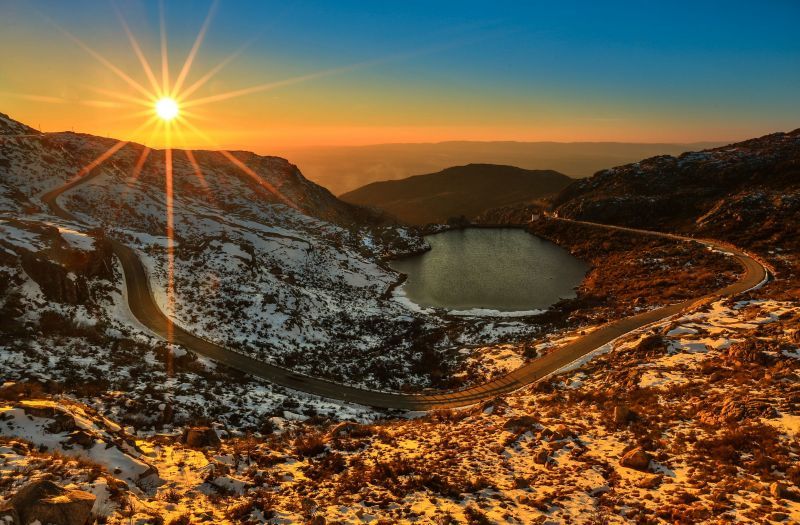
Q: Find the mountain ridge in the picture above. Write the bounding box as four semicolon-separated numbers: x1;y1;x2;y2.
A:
549;127;800;254
340;163;572;225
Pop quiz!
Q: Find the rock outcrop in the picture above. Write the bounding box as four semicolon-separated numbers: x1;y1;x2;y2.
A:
9;480;95;525
181;426;221;449
16;225;114;305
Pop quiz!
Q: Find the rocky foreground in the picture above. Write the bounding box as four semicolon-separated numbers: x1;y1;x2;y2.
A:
1;291;799;524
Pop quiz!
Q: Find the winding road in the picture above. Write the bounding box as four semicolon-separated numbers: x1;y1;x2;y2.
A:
41;172;768;411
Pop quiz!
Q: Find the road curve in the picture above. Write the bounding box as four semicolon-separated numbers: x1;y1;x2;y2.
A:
41;174;768;410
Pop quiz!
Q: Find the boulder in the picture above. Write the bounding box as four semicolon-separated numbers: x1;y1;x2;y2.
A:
10;480;95;525
17;230;113;305
770;481;787;499
636;473;663;489
702;397;779;425
613;405;633;425
46;413;77;434
19;400;60;419
718;399;746;422
67;430;96;449
619;447;652;471
20;253;89;305
550;424;572;441
0;382;30;401
181;426;221;449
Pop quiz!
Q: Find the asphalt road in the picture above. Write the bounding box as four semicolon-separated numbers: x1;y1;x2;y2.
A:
41;172;768;410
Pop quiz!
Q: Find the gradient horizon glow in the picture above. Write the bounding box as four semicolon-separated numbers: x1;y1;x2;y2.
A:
1;0;799;153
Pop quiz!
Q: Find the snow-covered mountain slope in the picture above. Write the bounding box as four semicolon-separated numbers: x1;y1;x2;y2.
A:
0;112;542;391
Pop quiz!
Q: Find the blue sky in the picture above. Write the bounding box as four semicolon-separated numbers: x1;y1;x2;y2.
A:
1;0;798;147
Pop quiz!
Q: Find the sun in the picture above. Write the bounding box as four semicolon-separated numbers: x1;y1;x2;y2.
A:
155;97;179;121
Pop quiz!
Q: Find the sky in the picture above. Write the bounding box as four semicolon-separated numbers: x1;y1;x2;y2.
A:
1;0;799;152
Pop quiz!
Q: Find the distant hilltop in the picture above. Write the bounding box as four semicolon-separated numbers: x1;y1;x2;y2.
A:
340;163;572;225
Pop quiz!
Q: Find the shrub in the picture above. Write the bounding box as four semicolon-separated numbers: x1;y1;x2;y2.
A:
294;433;326;457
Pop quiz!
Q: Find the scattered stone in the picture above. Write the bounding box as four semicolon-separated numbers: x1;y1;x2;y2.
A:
503;415;538;431
10;480;95;525
533;449;550;465
620;447;651;472
636;474;663;489
181;426;221;449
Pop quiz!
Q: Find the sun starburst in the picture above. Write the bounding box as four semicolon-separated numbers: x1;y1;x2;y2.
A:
155;97;179;121
26;0;412;345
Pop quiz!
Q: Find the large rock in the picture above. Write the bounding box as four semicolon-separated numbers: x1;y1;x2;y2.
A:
181;426;221;449
10;480;95;525
636;473;663;489
533;448;550;465
770;481;788;499
619;447;652;471
613;405;633;425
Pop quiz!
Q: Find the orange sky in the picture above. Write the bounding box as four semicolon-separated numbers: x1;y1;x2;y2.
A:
1;1;798;153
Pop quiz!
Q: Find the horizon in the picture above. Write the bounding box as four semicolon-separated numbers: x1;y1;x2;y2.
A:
2;109;739;150
2;1;799;153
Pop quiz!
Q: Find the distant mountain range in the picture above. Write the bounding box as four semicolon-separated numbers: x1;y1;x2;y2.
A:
276;140;725;195
340;164;572;225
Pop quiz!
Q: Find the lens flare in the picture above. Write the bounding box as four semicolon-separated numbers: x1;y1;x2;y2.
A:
155;97;179;121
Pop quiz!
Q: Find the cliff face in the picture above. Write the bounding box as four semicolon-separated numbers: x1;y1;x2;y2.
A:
6;222;114;305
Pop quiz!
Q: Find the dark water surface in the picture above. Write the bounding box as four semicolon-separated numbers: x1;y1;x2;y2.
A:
390;228;588;312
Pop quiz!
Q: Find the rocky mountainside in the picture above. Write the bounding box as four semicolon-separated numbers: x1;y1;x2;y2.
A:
0;113;372;227
340;163;571;225
0;112;553;393
551;129;800;254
